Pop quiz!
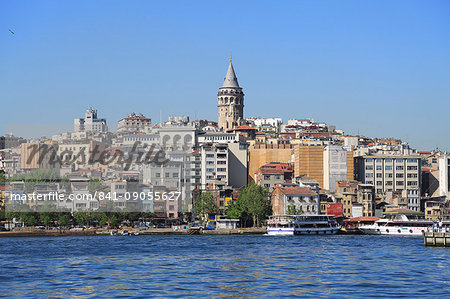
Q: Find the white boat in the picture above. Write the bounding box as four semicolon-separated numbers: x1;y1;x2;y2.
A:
266;215;340;236
359;212;434;236
266;215;296;236
294;215;341;235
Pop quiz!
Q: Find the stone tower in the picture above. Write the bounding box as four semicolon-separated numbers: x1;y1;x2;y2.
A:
218;57;244;131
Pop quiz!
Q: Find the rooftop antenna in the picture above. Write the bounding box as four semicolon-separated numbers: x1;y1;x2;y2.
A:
160;109;162;124
230;52;232;63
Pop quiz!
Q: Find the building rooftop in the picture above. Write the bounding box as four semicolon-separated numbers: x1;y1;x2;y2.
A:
274;186;317;196
221;61;240;88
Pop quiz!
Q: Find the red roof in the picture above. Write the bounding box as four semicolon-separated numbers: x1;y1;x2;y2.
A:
274;186;317;196
227;125;257;132
258;168;285;174
236;125;257;130
337;181;360;187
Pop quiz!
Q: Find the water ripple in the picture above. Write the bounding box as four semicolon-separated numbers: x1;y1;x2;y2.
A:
0;235;449;297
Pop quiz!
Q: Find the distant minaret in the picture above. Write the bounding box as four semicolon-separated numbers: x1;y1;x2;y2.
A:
218;56;244;131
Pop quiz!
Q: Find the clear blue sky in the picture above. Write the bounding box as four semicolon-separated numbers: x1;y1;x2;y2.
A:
1;0;449;151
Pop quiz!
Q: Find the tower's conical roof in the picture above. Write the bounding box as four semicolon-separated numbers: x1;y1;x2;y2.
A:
222;62;240;88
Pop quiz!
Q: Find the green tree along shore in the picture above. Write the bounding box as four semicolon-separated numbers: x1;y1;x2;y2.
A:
226;183;272;227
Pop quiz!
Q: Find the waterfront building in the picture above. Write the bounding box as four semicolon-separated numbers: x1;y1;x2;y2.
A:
217;58;244;131
74;107;108;133
424;196;449;220
357;184;376;217
335;180;376;218
335;180;359;218
271;186;319;216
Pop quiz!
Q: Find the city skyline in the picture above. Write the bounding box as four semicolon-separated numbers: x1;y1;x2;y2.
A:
1;0;450;151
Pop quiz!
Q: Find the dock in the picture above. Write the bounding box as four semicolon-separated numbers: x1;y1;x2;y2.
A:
423;232;450;247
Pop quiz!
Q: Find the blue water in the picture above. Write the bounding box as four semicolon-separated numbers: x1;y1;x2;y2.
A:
0;235;448;298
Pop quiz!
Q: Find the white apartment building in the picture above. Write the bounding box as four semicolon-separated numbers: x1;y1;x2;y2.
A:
355;155;421;196
201;143;229;190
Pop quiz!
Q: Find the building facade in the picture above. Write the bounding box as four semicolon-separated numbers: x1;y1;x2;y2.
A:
355;155;421;196
74;107;108;133
117;113;152;133
271;186;320;216
254;162;293;192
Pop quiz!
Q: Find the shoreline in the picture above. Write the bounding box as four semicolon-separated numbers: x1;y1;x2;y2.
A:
0;227;267;237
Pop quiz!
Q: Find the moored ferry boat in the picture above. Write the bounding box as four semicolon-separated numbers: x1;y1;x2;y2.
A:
294;215;341;235
266;215;341;235
266;215;296;236
358;209;438;236
342;217;380;234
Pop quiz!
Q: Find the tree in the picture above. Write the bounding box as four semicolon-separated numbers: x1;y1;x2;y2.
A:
226;200;244;219
109;215;119;228
23;214;38;226
238;183;271;227
74;211;90;227
287;205;303;216
41;215;51;228
194;192;218;221
93;213;108;227
60;214;70;229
